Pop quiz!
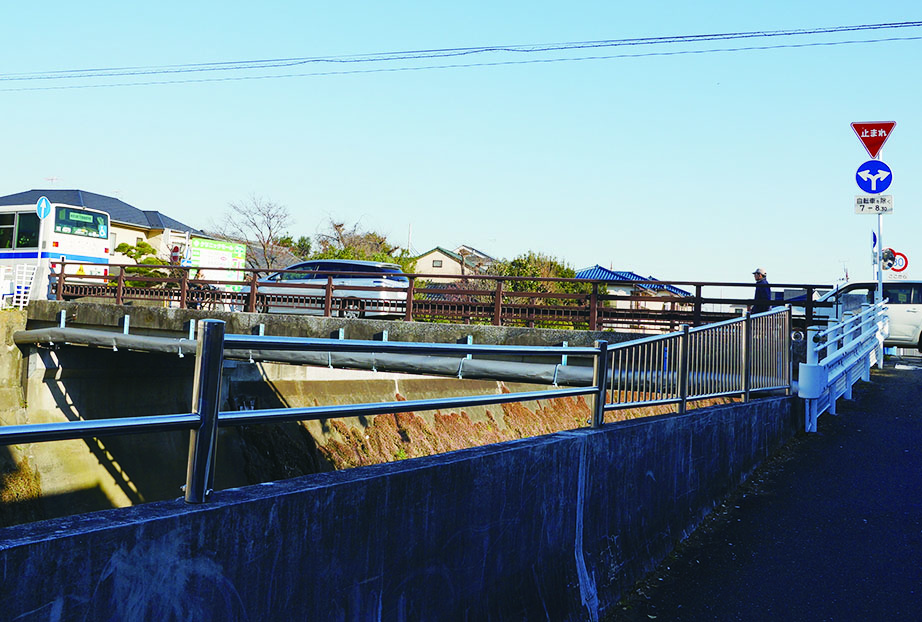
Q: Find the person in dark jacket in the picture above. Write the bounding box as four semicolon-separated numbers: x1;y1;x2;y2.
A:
750;267;771;313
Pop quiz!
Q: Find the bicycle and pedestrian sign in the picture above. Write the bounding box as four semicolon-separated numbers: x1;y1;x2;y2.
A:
855;195;893;214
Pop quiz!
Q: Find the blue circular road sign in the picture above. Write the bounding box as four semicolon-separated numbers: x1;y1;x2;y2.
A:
855;160;893;194
36;196;52;219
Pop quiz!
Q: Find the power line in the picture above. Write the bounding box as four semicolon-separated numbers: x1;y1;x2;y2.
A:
2;21;920;91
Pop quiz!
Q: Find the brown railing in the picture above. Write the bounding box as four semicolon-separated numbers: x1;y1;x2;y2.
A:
49;261;830;331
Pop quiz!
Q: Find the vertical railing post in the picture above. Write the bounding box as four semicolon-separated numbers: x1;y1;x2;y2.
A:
678;325;690;414
806;326;820;366
805;286;815;328
743;311;753;402
591;340;609;428
55;261;64;300
785;306;793;395
693;285;703;327
324;276;334;317
493;280;503;326
404;277;415;322
589;282;599;331
179;268;189;309
184;319;225;503
247;271;258;313
115;270;125;306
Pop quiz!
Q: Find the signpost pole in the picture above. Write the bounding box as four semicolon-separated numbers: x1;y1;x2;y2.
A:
35;196;52;300
876;213;883;304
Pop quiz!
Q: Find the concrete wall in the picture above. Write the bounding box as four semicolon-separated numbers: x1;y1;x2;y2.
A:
0;396;798;621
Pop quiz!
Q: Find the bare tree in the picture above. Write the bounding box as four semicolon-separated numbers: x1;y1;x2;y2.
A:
211;195;294;269
315;220;399;257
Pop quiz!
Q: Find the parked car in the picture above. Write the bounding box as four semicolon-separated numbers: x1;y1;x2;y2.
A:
258;259;409;318
816;281;922;350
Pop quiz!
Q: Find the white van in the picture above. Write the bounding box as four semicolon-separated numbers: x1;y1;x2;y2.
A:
817;281;922;350
258;259;409;318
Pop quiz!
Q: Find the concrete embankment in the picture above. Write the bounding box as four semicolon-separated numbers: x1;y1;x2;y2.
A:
3;301;681;526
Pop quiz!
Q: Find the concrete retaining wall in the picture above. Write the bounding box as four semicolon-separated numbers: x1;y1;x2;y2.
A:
26;299;643;347
0;396;798;621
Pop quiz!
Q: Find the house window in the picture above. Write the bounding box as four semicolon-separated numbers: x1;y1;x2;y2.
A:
432;259;443;268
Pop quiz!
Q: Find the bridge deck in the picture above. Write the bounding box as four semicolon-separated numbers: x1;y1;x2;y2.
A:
607;355;922;621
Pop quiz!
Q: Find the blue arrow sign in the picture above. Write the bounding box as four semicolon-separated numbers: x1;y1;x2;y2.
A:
36;196;52;219
855;160;892;194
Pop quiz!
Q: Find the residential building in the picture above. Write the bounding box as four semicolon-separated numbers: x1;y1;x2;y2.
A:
415;246;495;283
575;265;693;327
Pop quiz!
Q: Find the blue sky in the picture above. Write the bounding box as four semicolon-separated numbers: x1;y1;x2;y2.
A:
2;2;920;285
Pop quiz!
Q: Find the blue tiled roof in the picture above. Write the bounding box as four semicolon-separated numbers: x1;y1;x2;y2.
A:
0;189;202;234
575;265;691;297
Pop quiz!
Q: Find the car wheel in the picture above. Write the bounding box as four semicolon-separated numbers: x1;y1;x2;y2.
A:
340;298;365;319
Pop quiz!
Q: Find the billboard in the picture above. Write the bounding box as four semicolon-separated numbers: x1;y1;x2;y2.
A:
187;238;247;292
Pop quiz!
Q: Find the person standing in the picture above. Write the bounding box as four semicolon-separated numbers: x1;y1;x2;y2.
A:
750;268;771;313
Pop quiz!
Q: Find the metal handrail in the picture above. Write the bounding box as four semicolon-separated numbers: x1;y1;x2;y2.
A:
1;309;793;504
798;300;887;432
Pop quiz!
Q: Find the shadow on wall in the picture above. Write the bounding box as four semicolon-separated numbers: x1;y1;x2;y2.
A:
0;445;114;527
5;347;336;526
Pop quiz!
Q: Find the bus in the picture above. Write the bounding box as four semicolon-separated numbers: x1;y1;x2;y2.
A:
0;202;110;300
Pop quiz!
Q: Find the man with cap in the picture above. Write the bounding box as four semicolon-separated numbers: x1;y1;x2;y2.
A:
750;268;771;313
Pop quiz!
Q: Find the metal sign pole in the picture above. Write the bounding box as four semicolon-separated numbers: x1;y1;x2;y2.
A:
877;213;883;304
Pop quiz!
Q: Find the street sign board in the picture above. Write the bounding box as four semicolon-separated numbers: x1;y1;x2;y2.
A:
851;121;895;159
35;196;52;219
855;160;892;194
855;195;893;214
892;251;908;273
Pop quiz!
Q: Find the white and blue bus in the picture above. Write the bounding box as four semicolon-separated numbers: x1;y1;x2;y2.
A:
0;202;110;299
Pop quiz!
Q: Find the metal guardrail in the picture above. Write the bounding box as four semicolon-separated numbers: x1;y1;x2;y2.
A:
0;309;793;503
601;307;791;415
797;300;888;432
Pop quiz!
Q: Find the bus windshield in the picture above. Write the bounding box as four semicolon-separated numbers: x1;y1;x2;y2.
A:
54;207;109;239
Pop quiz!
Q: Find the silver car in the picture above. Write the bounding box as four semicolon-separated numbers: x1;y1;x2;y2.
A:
258;259;409;318
817;281;922;350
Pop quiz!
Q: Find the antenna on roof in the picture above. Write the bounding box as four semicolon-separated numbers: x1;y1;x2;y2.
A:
44;177;59;185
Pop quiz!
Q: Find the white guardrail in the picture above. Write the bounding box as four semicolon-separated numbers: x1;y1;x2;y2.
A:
798;300;888;432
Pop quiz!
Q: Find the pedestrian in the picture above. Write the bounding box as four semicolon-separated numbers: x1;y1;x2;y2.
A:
750;268;771;313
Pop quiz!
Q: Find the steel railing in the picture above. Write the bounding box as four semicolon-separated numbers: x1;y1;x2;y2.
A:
0;310;793;503
797;300;888;432
602;307;791;415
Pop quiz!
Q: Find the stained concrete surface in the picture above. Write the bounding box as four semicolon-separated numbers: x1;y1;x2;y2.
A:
607;356;922;621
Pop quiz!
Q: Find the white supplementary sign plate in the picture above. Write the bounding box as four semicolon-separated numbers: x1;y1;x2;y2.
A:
855;195;893;214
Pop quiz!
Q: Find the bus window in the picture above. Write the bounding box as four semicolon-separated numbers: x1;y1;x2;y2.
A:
0;214;12;249
54;207;109;238
15;213;39;248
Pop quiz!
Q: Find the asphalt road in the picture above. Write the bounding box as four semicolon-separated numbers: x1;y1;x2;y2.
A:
605;356;922;622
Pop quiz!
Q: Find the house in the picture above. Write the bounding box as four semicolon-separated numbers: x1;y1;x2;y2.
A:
415;246;495;283
0;189;203;263
575;265;693;316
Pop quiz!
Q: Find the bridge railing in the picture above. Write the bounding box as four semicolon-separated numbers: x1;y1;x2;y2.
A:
600;306;791;417
1;309;792;503
797;300;888;432
48;260;829;332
